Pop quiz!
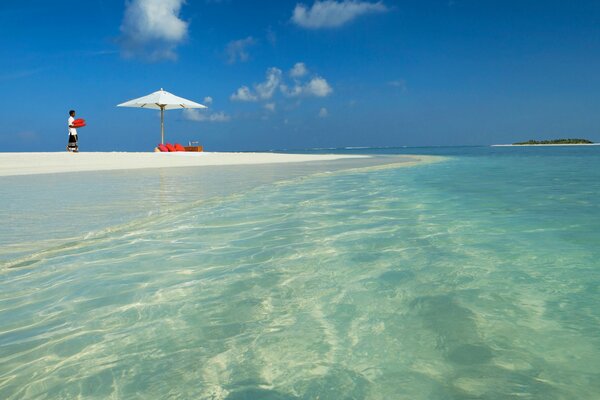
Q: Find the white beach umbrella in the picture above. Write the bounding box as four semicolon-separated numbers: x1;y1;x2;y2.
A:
117;88;207;145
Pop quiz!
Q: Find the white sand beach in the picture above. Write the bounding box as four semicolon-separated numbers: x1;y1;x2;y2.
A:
0;152;369;177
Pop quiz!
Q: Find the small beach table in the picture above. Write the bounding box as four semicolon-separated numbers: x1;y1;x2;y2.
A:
184;146;203;152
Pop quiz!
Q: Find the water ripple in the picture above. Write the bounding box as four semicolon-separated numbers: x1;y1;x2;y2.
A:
1;153;600;398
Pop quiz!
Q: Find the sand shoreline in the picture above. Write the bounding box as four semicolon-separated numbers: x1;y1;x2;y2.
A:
0;152;370;177
492;143;599;147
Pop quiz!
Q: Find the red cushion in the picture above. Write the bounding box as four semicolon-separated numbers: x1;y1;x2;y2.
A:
157;144;168;152
174;143;186;152
72;118;86;127
165;143;176;152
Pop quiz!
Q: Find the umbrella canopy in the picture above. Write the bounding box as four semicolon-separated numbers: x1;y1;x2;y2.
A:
117;88;207;144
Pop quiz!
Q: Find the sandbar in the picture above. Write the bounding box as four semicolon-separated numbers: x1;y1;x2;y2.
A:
0;152;370;177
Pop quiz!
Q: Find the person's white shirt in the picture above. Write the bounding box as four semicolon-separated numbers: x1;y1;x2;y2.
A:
68;116;77;136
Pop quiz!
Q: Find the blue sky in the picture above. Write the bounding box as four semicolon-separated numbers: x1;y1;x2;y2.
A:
2;0;600;151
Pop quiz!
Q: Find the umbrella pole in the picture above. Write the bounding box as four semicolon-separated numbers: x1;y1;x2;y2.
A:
160;106;165;145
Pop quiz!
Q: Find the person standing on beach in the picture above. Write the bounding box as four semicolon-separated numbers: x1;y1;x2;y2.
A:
67;110;78;152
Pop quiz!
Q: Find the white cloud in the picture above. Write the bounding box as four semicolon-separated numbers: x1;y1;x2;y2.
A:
265;103;276;112
290;62;308;78
281;76;333;98
207;112;231;122
280;84;303;97
0;68;44;81
266;26;277;46
231;63;332;104
230;86;258;102
225;36;256;64
388;79;407;90
304;77;333;97
183;109;230;122
203;96;213;105
292;0;388;29
318;107;328;117
231;68;283;101
119;0;188;61
256;68;283;100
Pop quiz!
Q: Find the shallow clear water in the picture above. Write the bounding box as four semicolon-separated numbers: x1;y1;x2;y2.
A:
0;156;409;261
1;147;600;399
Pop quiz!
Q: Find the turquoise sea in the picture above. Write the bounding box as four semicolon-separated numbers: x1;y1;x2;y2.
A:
1;146;599;399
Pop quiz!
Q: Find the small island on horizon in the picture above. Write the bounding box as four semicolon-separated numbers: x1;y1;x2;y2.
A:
513;138;594;145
